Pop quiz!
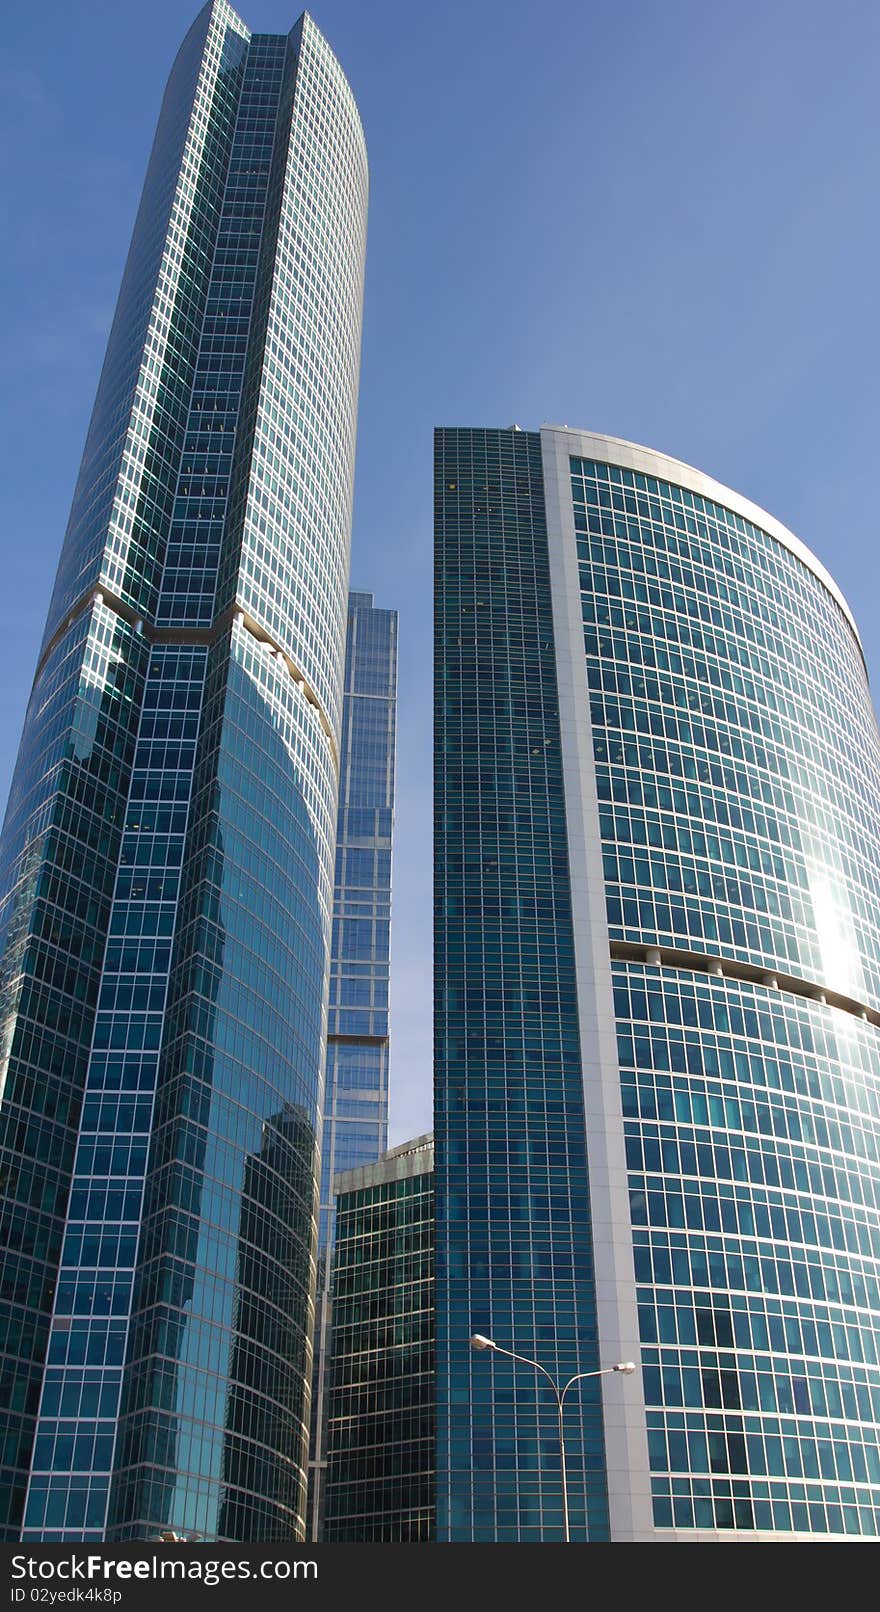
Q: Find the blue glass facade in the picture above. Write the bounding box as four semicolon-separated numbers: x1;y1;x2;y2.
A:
568;443;880;1537
0;0;367;1542
434;428;608;1542
435;424;880;1540
324;1137;434;1542
308;590;397;1539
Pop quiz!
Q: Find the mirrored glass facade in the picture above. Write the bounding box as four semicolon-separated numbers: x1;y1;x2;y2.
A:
324;1136;434;1541
434;428;608;1543
0;0;367;1542
435;424;880;1540
307;590;397;1539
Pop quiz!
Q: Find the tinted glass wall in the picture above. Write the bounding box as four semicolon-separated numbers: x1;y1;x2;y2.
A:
566;440;880;1537
324;1138;434;1541
435;423;880;1540
0;0;367;1542
434;428;609;1541
308;590;397;1539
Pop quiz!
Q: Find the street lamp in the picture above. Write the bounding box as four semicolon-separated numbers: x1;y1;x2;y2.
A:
469;1334;636;1542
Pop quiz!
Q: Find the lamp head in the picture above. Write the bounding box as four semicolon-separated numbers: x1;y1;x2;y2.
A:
614;1361;637;1375
470;1333;497;1351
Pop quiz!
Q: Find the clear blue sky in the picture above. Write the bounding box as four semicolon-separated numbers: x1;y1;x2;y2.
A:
2;0;879;1144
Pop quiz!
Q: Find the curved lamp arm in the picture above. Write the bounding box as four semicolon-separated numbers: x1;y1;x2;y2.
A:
469;1338;637;1543
559;1360;636;1407
470;1336;636;1407
476;1338;564;1404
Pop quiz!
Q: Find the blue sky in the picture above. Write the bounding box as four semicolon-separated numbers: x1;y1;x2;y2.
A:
1;0;879;1144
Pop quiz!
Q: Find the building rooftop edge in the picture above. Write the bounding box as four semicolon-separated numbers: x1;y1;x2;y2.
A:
334;1133;434;1195
347;590;398;617
541;425;863;663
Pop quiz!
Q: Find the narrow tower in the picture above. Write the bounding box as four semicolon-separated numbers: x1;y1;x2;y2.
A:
308;590;398;1539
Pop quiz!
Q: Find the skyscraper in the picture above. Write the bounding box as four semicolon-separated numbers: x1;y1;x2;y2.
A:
435;426;880;1540
323;1135;434;1541
0;1;367;1542
307;589;398;1539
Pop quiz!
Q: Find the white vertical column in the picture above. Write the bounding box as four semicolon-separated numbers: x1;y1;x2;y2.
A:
541;425;655;1541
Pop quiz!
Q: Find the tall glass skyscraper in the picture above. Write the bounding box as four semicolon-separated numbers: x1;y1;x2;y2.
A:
435;426;880;1540
0;1;367;1542
307;589;397;1539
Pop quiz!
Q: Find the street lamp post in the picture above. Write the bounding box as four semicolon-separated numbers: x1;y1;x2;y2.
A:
470;1334;636;1542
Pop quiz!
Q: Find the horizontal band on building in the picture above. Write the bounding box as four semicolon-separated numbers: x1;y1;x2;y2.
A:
609;938;880;1029
326;1032;389;1046
36;583;339;770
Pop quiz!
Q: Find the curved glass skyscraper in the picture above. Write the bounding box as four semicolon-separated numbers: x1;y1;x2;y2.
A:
435;426;880;1540
0;1;367;1541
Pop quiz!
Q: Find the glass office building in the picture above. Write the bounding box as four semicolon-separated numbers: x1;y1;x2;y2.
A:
0;1;367;1541
324;1136;434;1541
435;426;880;1540
307;590;397;1539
